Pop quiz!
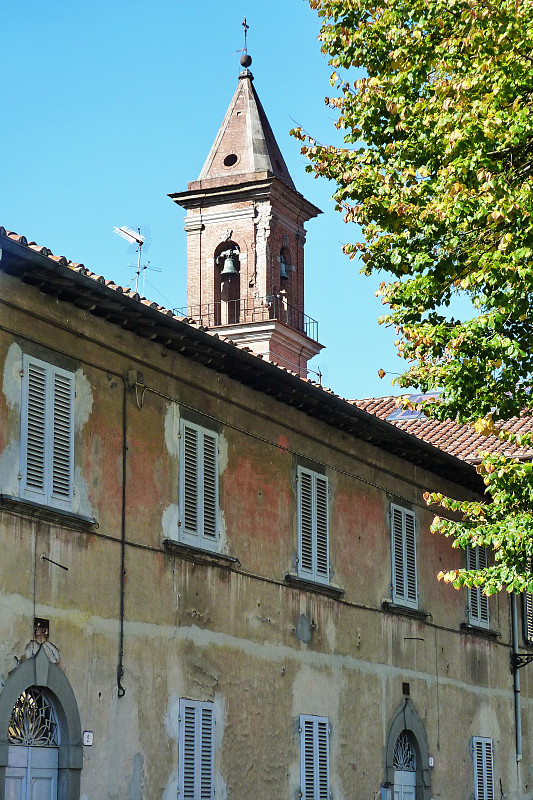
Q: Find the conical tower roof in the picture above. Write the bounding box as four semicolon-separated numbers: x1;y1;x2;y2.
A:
198;68;296;190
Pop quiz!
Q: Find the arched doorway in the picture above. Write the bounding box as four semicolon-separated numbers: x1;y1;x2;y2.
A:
385;700;430;800
0;647;82;800
6;687;60;798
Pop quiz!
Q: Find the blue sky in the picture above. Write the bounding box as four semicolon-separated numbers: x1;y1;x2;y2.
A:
2;0;408;400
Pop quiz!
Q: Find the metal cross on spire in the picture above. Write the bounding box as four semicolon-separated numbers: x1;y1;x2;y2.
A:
242;18;249;55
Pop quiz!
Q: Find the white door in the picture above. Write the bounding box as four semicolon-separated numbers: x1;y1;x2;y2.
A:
393;769;416;800
5;745;58;800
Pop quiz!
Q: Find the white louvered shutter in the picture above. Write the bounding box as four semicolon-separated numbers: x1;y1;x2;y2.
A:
179;700;214;800
183;424;199;535
473;737;494;800
524;592;533;643
467;547;489;627
298;468;314;576
180;421;219;549
21;356;74;510
300;715;330;800
404;510;417;604
298;468;329;583
315;475;329;581
202;432;218;541
23;360;48;499
391;505;418;608
51;370;74;503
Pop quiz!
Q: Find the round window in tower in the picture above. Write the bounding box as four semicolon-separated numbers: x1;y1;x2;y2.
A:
223;153;238;167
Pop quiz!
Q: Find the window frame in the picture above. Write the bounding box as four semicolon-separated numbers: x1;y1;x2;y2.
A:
178;419;220;552
20;354;75;512
467;546;490;628
472;736;494;800
390;504;418;609
297;466;330;585
299;714;330;800
178;698;215;800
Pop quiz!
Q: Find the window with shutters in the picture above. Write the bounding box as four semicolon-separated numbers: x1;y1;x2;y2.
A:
20;355;74;511
178;699;214;800
467;546;489;628
472;737;494;800
179;420;219;551
299;714;330;800
297;467;329;584
390;504;418;609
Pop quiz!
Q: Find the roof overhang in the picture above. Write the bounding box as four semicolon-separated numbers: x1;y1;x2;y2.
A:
0;228;483;494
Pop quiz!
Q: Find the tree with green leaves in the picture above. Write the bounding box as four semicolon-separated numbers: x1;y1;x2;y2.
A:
293;0;533;594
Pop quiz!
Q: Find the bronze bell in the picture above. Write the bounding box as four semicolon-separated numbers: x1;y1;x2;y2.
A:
280;255;289;281
220;253;239;277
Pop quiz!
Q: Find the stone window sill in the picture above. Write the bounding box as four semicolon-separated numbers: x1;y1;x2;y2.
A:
0;494;98;532
284;572;345;600
163;538;240;568
382;600;430;622
460;622;500;640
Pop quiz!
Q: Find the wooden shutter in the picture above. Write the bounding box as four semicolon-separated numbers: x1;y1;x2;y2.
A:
298;468;314;576
473;737;493;800
405;511;417;604
300;715;330;800
51;370;74;502
179;700;214;800
467;547;489;627
524;592;533;643
183;424;199;535
391;505;417;608
298;468;329;583
21;356;74;510
23;360;48;498
478;547;489;624
315;476;329;581
202;432;218;541
181;421;219;548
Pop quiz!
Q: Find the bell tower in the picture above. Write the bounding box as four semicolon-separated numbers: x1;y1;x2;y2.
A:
169;53;323;377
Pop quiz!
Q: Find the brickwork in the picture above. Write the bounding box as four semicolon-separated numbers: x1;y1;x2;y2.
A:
170;70;322;373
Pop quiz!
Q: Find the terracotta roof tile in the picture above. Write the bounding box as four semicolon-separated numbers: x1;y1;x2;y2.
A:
352;395;533;462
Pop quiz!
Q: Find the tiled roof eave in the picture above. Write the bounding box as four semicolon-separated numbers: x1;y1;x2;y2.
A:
0;228;483;494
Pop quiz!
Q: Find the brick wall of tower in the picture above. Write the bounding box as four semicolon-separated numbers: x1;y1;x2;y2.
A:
184;196;309;329
185;201;256;323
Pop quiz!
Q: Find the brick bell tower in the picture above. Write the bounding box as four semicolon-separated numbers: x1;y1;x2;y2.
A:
169;52;323;377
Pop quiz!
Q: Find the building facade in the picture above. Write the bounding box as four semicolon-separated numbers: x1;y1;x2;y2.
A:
1;64;533;800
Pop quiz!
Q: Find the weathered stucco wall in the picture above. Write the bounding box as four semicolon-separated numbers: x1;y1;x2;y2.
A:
1;272;531;800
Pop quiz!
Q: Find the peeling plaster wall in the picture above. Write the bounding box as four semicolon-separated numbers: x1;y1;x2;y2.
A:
0;272;530;800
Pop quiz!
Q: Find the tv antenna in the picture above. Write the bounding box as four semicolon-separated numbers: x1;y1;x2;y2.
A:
113;225;157;294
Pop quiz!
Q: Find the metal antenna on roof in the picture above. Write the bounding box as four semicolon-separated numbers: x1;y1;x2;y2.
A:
113;225;154;294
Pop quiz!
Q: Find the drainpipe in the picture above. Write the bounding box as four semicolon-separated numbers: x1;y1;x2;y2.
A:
511;594;522;761
117;380;127;698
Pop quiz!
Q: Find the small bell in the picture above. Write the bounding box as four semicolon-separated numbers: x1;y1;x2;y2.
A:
220;252;239;277
280;255;289;281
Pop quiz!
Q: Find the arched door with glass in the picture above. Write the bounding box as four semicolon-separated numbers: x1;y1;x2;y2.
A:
393;731;417;800
5;688;60;800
